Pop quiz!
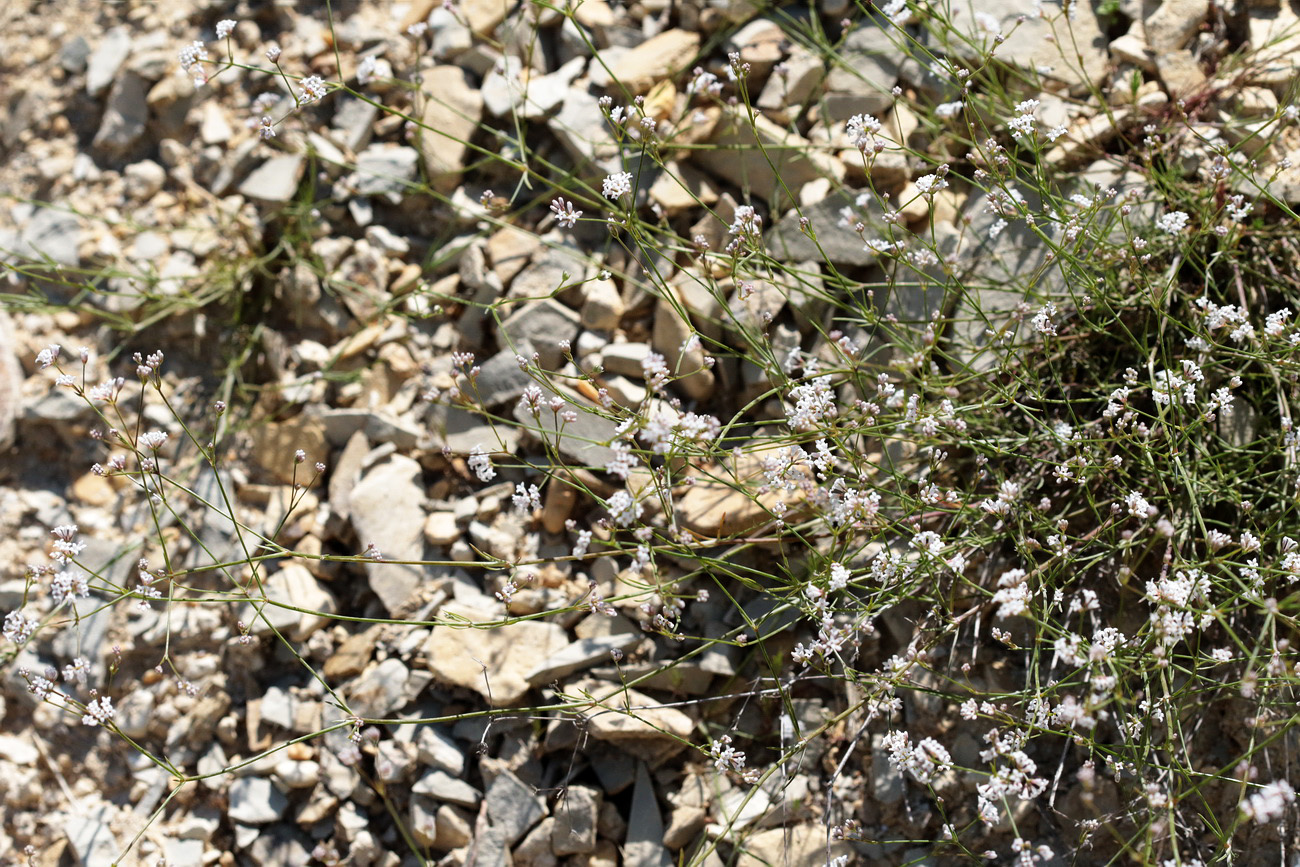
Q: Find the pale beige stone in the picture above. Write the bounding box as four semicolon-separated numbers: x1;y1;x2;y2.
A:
695;108;844;209
736;824;853;867
425;602;568;706
417;66;483;193
609;30;700;94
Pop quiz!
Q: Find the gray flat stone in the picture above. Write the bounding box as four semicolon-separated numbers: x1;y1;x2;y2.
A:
485;769;546;846
769;190;884;267
348;455;428;615
347;657;411;718
92;71;148;155
351;144;419;202
227;777;288;825
86;26;132;97
417;66;483;192
511;381;620;470
472;347;537;408
498;298;581;369
624;763;671;867
527;633;643;685
238;154;305;204
64;805;120;867
412;769;482;807
553;785;600;855
823;19;899;121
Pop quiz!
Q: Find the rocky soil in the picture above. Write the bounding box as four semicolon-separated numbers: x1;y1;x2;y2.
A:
1;0;1299;865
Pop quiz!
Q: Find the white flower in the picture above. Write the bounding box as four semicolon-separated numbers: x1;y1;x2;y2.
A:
550;197;583;228
914;173;948;196
1031;302;1056;335
845;114;881;150
602;171;633;200
1124;491;1149;517
139;430;169;450
357;55;378;84
1241;779;1296;824
1227;194;1252;223
3;611;36;643
35;344;61;369
606;490;642;527
1155;210;1190;234
178;41;208;78
299;75;328;104
728;205;762;238
82;696;115;727
467;445;496;482
215;19;237;39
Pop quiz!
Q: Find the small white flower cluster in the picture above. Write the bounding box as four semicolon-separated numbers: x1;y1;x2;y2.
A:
1155;209;1190;234
1051;694;1097;730
3;610;36;644
1030;301;1056;335
708;735;761;783
1007;99;1038;139
979;480;1021;516
82;695;115;728
821;481;882;527
467;445;495;482
35;343;61;369
1226;194;1252;223
1010;838;1055;867
604;441;639;479
792;565;864;665
992;568;1030;619
881;730;953;784
299;75;328;104
518;384;544;414
602;171;633;201
845;113;882;153
178;40;209;86
511;483;541;515
641;351;670;394
63;656;90;686
1151;367;1195;406
605;489;642;527
786;375;837;431
139;430;169;450
1241;778;1296;823
1124;490;1150;517
215;19;237;39
1145;569;1211;651
914;171;949;197
637;407;721;455
549;197;582;228
355;54;379;85
686;67;723;98
49;524;85;564
976;727;1048;825
727;206;762;252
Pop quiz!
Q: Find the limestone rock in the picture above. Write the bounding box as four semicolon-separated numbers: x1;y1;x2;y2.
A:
238;154;306;204
0;312;22;449
349;455;428;615
418;66;484;192
954;0;1109;90
735;824;854;867
424;602;568;705
694;108;844;210
609;30;700;94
